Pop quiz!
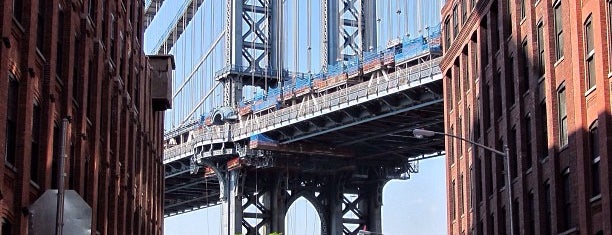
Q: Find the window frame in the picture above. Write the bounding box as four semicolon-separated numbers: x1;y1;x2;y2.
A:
589;121;601;198
557;84;568;147
553;0;564;60
537;20;545;78
453;5;459;39
584;16;596;90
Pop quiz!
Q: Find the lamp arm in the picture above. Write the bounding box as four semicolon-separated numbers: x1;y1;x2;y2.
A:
433;131;506;157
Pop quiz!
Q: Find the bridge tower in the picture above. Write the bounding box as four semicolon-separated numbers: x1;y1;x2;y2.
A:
211;0;388;234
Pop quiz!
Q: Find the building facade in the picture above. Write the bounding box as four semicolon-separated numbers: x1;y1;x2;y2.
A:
441;0;611;234
0;0;170;234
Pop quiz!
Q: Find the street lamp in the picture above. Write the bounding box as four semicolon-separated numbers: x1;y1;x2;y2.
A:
412;128;514;235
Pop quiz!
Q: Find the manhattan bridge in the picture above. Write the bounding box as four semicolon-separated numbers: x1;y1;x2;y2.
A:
146;0;445;234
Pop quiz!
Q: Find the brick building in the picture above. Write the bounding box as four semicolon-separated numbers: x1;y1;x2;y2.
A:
0;0;171;234
441;0;611;234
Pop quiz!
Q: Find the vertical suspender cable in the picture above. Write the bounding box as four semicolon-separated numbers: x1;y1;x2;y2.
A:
307;0;311;73
417;0;421;33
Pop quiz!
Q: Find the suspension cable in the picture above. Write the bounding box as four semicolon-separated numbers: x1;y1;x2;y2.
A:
307;0;311;73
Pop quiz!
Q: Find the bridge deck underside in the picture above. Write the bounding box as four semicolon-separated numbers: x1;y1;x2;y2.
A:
163;79;445;217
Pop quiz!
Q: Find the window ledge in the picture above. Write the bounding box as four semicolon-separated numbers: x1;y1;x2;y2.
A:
558;144;569;153
590;194;602;203
554;56;565;67
539;155;550;164
585;86;596;96
558;227;579;235
520;18;527;25
525;167;533;175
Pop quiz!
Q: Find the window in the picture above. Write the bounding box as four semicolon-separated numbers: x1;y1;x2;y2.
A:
590;122;600;197
527;191;535;235
496;139;505;187
512;200;519;234
88;0;97;21
30;104;41;183
455;61;461;102
521;0;526;20
475;157;483;203
499;207;507;235
56;7;65;77
445;18;451;51
481;20;489;66
36;0;46;52
51;124;61;188
449;126;455;166
505;0;512;38
558;85;568;146
494;72;502;119
453;5;459;39
553;0;564;60
12;0;23;23
585;17;596;90
459;174;464;215
562;168;572;230
461;0;467;25
524;115;533;169
537;21;545;77
457;116;462;155
447;76;453;110
451;179;456;220
506;57;515;106
6;76;19;166
1;218;12;235
543;181;552;234
538;101;548;158
521;39;529;91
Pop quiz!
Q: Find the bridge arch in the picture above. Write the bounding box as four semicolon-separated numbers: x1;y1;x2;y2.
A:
285;192;324;235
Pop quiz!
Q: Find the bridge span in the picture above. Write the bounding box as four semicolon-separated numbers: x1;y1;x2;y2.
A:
152;0;445;234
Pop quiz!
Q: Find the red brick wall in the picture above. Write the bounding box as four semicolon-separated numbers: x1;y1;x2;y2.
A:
0;0;165;234
441;0;612;234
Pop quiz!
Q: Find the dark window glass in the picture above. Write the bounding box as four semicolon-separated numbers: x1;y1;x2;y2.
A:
461;0;467;25
12;0;23;22
538;101;548;158
451;179;456;220
543;181;552;234
524;115;532;169
6;77;19;166
521;39;529;91
457;116;462;155
449;126;455;166
528;191;535;235
459;174;464;215
521;0;526;19
490;7;500;52
455;61;461;102
475;157;483;202
499;207;506;235
558;86;568;146
585;18;596;90
512;200;519;234
36;1;46;52
453;6;459;38
52;124;60;188
445;19;451;51
496;139;505;187
506;57;515;106
88;0;97;21
562;169;572;230
590;122;600;197
483;84;491;129
505;0;512;38
554;0;564;60
56;8;65;78
1;218;12;235
537;22;545;77
494;72;502;119
30;104;41;183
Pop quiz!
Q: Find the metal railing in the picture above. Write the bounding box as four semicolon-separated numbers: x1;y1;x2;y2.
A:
163;58;442;162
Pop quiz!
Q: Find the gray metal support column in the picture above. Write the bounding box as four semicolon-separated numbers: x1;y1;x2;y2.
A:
225;0;243;67
364;181;384;233
363;0;377;51
323;0;378;67
222;170;243;235
324;175;344;235
261;173;286;234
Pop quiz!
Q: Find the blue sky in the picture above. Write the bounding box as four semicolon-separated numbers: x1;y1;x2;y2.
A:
147;0;447;234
